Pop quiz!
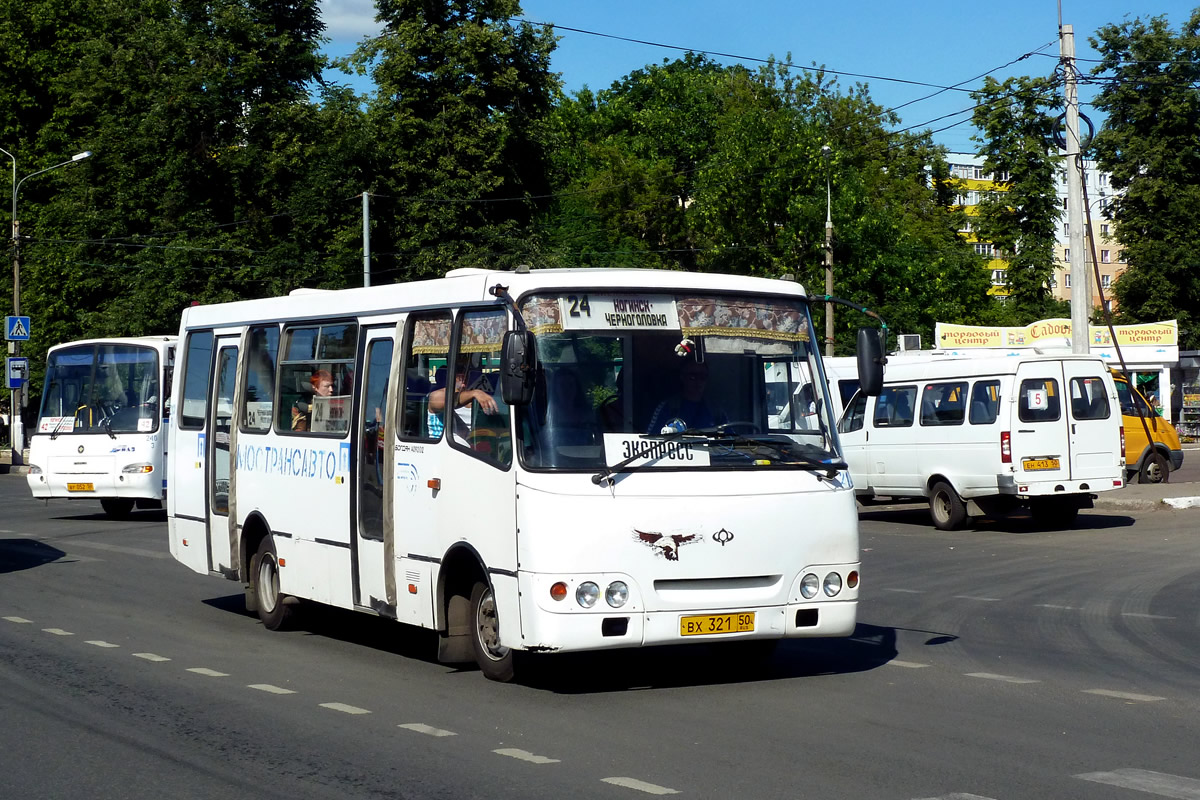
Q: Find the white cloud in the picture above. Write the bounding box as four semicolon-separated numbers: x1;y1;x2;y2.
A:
319;0;383;42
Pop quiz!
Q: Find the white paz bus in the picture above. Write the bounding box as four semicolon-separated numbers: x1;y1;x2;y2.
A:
167;268;882;681
27;336;176;518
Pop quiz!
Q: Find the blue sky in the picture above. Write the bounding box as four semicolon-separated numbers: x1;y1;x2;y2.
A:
316;0;1190;152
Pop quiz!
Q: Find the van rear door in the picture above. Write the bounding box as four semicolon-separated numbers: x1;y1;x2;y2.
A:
1012;361;1071;483
1062;361;1120;482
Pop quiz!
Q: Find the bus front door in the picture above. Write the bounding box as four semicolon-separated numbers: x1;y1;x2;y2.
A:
206;338;239;575
354;328;394;613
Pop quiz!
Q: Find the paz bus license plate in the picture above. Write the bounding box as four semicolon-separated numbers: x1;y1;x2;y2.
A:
679;612;756;637
1022;459;1060;471
67;483;95;492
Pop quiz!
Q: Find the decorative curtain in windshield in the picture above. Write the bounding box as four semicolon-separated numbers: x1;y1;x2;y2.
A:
411;318;452;354
520;296;564;335
459;309;506;353
677;296;810;342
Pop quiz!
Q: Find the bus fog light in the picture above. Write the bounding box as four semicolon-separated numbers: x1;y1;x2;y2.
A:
800;573;819;599
576;582;599;608
823;572;842;597
605;581;628;608
549;582;568;601
122;463;154;474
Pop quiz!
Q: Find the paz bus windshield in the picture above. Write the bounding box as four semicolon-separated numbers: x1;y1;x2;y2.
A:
517;291;839;471
36;344;163;435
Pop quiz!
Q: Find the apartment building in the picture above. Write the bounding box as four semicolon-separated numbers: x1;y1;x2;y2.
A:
946;152;1124;310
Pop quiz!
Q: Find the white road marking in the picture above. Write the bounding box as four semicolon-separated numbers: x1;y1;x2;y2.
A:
42;628;73;636
85;641;120;648
1076;768;1200;798
1122;612;1176;620
248;684;296;695
3;616;33;624
187;668;229;677
601;777;680;795
884;588;924;594
494;748;560;764
888;660;931;669
1035;604;1077;610
965;673;1040;684
320;702;371;715
398;723;456;737
1082;689;1166;702
132;653;171;662
955;595;1001;602
914;794;998;800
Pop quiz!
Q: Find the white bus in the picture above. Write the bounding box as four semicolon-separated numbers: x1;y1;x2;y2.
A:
166;268;881;681
27;336;176;518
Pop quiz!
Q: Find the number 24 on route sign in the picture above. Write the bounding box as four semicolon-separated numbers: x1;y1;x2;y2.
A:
5;316;31;341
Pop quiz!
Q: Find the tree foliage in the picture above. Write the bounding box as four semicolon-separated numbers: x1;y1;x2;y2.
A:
1090;11;1200;348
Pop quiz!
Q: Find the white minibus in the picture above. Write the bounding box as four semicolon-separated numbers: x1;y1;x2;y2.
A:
27;336;176;518
837;353;1125;530
167;268;882;681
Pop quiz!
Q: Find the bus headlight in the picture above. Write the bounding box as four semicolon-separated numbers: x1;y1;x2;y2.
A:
122;463;154;474
576;582;600;608
823;572;843;597
800;573;819;599
605;581;629;608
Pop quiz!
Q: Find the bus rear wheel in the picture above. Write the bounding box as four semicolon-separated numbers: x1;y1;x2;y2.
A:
254;537;294;631
470;581;516;682
100;498;135;519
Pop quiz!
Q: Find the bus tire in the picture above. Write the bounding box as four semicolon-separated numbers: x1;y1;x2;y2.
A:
929;481;966;531
100;498;135;519
254;537;294;631
1138;452;1170;484
470;581;516;682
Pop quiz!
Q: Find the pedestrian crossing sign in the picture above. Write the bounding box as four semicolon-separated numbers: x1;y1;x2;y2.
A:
5;316;30;341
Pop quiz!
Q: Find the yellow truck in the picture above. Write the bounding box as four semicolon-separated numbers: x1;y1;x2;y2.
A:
1112;371;1183;483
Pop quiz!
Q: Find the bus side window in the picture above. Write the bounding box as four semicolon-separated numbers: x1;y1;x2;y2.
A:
180;331;215;430
241;325;279;433
450;308;511;467
401;313;451;441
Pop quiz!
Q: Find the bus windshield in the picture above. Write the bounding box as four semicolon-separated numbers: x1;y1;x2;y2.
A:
37;344;162;435
517;292;839;471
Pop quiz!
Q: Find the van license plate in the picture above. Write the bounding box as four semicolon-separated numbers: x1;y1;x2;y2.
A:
680;612;755;636
1023;459;1060;471
67;483;95;492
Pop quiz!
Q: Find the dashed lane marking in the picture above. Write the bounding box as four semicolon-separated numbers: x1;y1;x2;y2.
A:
320;702;371;715
965;673;1040;684
914;794;998;799
85;641;120;648
1035;604;1078;610
4;616;32;624
1122;612;1176;620
955;595;1002;602
399;723;456;737
887;660;931;669
1076;768;1200;798
42;628;73;636
1082;689;1166;703
132;653;171;662
248;684;296;695
601;778;680;795
187;668;229;677
884;588;924;594
494;748;560;764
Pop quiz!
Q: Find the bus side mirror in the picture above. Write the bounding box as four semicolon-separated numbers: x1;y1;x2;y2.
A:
856;327;884;396
500;331;536;406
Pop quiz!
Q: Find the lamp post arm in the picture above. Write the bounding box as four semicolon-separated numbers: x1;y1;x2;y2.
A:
0;146;14;234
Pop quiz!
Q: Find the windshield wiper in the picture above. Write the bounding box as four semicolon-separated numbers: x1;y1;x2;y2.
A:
49;415;70;440
101;415;117;439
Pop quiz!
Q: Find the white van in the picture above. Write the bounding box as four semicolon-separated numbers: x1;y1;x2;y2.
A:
836;353;1125;529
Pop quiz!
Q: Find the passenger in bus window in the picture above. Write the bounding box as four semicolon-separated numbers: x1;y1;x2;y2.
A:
292;369;333;432
646;360;728;434
427;369;497;439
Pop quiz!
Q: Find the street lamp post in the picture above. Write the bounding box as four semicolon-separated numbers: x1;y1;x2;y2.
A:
821;145;834;357
2;148;92;462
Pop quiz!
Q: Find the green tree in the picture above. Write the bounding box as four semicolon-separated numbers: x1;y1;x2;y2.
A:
970;75;1068;323
1090;11;1200;347
344;0;559;279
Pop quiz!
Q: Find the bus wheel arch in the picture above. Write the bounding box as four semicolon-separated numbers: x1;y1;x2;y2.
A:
436;544;488;665
240;513;271;613
252;534;294;631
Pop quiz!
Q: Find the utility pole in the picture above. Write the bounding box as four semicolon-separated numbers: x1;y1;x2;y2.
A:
1062;24;1090;354
362;191;371;288
822;145;834;357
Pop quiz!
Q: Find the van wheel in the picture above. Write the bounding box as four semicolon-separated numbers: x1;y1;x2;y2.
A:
100;498;135;519
1138;453;1170;484
470;582;516;682
254;537;294;631
929;481;966;531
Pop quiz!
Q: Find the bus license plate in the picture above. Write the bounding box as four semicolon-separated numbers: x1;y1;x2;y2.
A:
680;612;755;637
67;483;95;492
1023;459;1060;471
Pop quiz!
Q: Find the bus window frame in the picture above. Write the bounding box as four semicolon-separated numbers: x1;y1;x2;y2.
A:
446;305;514;472
275;320;359;439
178;330;216;431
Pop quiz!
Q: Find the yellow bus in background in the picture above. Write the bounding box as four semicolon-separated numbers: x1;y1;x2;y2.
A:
1112;371;1183;484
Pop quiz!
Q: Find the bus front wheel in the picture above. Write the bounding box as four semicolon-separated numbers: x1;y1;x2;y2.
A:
470;582;516;682
254;537;294;631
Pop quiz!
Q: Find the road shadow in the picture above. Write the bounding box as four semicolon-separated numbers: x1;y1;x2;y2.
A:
0;538;68;573
48;508;168;524
857;505;1136;534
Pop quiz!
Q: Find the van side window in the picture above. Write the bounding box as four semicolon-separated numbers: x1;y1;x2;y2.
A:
839;391;867;433
1070;377;1111;420
920;381;967;426
969;380;1001;424
873;386;916;427
1018;378;1060;422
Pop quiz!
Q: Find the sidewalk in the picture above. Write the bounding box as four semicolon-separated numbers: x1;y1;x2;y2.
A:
1091;480;1200;511
0;448;30;475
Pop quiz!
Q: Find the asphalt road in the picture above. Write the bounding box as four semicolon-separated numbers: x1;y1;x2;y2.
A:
2;476;1199;800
